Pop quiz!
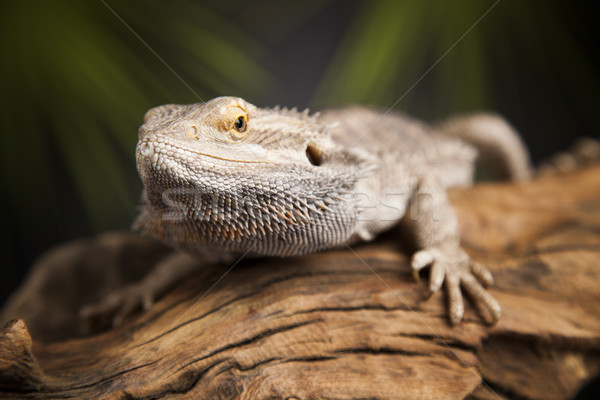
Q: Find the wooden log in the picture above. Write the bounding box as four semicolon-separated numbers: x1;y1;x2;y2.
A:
1;165;600;399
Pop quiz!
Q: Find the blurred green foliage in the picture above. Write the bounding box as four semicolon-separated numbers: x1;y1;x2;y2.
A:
315;0;600;121
1;0;273;234
1;0;599;300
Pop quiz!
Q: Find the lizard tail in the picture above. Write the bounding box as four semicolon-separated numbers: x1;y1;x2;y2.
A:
433;113;533;181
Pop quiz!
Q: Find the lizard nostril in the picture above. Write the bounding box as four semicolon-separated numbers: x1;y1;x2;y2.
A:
186;125;199;139
305;145;322;166
138;141;153;158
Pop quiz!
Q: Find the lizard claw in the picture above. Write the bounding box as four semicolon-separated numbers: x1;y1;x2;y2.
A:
411;244;500;325
79;283;157;332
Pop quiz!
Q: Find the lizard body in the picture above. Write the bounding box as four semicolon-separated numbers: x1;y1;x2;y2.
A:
82;96;531;327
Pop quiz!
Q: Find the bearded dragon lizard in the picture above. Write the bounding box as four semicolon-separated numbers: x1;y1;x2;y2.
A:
81;96;531;327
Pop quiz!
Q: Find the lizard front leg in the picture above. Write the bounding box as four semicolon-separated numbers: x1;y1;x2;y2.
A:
79;251;204;330
408;177;501;325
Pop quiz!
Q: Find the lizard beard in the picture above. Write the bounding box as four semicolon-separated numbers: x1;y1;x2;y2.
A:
134;140;362;257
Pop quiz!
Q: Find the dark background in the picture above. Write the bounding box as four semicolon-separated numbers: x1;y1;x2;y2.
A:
1;0;599;305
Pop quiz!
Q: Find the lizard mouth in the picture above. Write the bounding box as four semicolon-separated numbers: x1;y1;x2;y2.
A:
136;138;273;170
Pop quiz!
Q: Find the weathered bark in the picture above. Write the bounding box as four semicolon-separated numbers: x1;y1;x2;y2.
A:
1;165;600;400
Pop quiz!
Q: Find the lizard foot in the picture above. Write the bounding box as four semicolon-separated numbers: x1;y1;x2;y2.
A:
411;243;500;325
79;282;157;332
78;252;204;333
538;137;600;176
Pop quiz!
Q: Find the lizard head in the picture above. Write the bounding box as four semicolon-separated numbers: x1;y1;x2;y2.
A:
134;96;373;255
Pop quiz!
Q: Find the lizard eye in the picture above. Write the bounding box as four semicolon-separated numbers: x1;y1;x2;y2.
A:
232;115;247;133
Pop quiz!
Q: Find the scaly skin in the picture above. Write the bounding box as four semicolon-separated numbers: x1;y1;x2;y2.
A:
81;96;532;327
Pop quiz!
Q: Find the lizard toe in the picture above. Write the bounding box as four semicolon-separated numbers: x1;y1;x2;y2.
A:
411;249;435;282
428;262;445;293
470;261;494;287
446;274;464;325
461;274;501;325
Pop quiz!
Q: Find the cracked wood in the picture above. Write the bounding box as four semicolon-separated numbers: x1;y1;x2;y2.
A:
1;165;600;399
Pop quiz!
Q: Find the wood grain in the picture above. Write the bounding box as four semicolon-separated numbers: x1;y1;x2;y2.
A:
1;165;600;399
